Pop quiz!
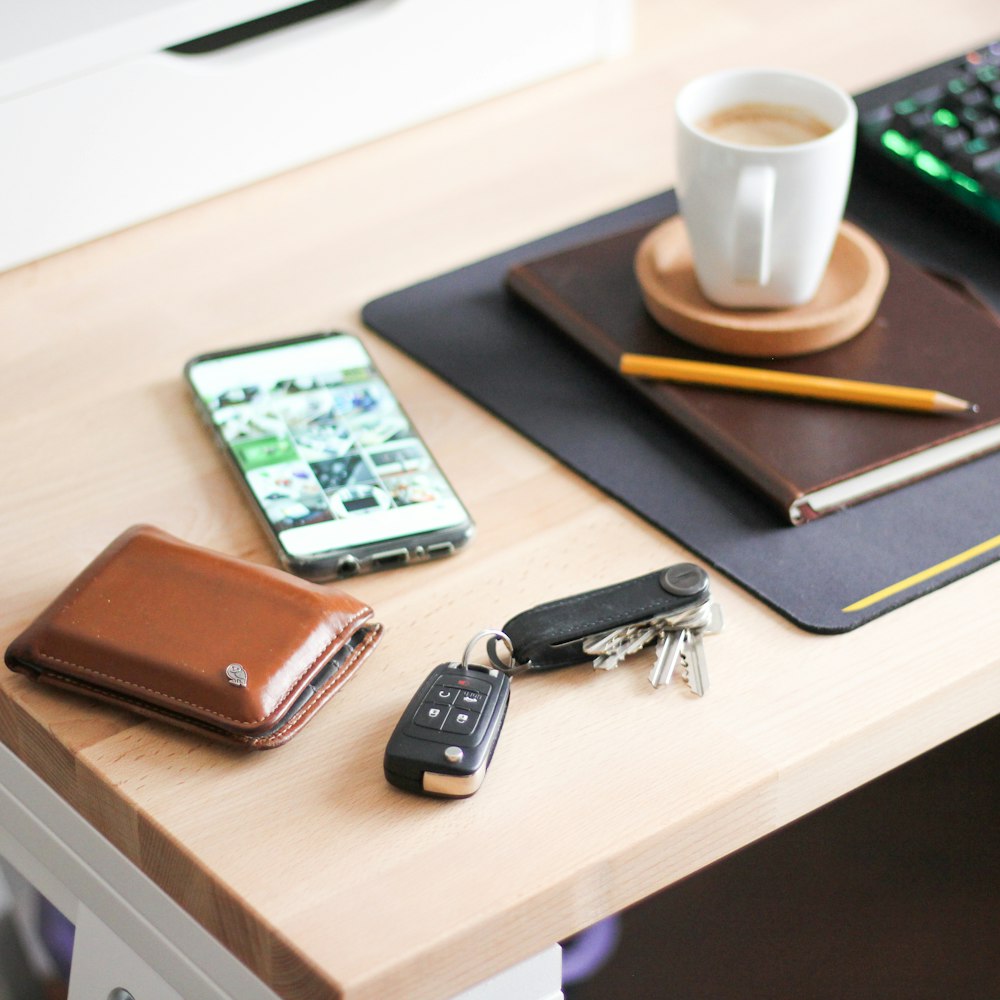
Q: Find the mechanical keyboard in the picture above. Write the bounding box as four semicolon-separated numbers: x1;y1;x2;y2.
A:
855;40;1000;229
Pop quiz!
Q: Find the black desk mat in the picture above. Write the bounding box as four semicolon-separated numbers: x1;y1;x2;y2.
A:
362;178;1000;633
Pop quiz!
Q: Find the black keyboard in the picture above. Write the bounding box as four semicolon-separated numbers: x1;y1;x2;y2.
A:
855;40;1000;230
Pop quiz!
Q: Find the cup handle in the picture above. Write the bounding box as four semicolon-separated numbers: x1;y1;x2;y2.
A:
733;164;775;286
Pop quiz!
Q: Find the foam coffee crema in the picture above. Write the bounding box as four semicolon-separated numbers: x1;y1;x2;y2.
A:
696;102;833;147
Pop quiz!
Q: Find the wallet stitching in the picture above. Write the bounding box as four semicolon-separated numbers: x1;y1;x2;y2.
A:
29;605;370;726
32;623;383;747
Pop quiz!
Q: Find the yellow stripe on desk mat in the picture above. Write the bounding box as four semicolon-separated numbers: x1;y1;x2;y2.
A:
843;533;1000;612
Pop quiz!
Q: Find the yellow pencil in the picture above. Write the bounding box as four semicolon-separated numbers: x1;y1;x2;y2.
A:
618;353;978;414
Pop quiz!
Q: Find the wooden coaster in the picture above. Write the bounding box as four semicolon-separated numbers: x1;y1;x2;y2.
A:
634;217;890;357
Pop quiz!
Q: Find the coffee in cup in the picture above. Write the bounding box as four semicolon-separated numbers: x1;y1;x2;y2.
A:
675;69;857;309
696;102;833;147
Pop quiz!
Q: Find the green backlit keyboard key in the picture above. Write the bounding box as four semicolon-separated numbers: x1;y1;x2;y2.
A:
855;41;1000;224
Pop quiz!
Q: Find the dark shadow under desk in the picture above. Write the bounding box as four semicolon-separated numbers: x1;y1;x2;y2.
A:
564;713;1000;1000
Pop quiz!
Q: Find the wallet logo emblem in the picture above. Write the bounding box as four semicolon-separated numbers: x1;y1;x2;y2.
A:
225;663;248;688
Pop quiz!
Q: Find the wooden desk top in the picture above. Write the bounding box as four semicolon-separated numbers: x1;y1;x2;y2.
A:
3;4;999;998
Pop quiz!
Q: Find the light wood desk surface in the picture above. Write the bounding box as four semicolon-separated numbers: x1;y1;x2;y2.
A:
3;3;1000;997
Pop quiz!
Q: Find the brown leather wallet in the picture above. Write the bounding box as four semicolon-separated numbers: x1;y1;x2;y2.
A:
4;525;383;749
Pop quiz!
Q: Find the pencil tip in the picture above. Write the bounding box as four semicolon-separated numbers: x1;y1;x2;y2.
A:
939;393;979;414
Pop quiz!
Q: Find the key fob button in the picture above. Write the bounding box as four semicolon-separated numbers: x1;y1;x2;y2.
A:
443;708;480;735
454;689;487;711
414;704;449;730
427;685;459;705
444;674;492;695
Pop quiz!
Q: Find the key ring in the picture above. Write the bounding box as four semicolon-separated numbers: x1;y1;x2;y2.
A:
461;629;523;676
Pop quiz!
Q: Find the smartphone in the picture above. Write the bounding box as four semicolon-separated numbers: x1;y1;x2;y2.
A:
184;331;474;579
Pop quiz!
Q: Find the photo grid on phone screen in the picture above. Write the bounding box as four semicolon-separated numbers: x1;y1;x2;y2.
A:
207;362;456;533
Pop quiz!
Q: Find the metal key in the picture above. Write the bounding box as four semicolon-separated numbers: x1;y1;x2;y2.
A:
585;591;717;673
586;618;663;670
677;602;723;695
649;628;686;687
648;600;722;692
582;590;710;663
586;623;641;670
680;630;709;696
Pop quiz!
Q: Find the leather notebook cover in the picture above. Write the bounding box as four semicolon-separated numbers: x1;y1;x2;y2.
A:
361;186;1000;633
506;228;1000;524
4;525;383;749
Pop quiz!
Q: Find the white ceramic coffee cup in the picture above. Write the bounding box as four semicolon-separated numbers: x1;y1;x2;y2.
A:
675;68;857;309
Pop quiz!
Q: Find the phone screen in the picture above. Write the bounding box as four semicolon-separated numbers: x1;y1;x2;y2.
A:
186;334;471;563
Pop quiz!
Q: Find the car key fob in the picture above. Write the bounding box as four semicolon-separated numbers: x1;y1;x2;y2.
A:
384;662;510;798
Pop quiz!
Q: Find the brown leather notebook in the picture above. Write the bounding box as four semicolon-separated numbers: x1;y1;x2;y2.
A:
506;224;1000;524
